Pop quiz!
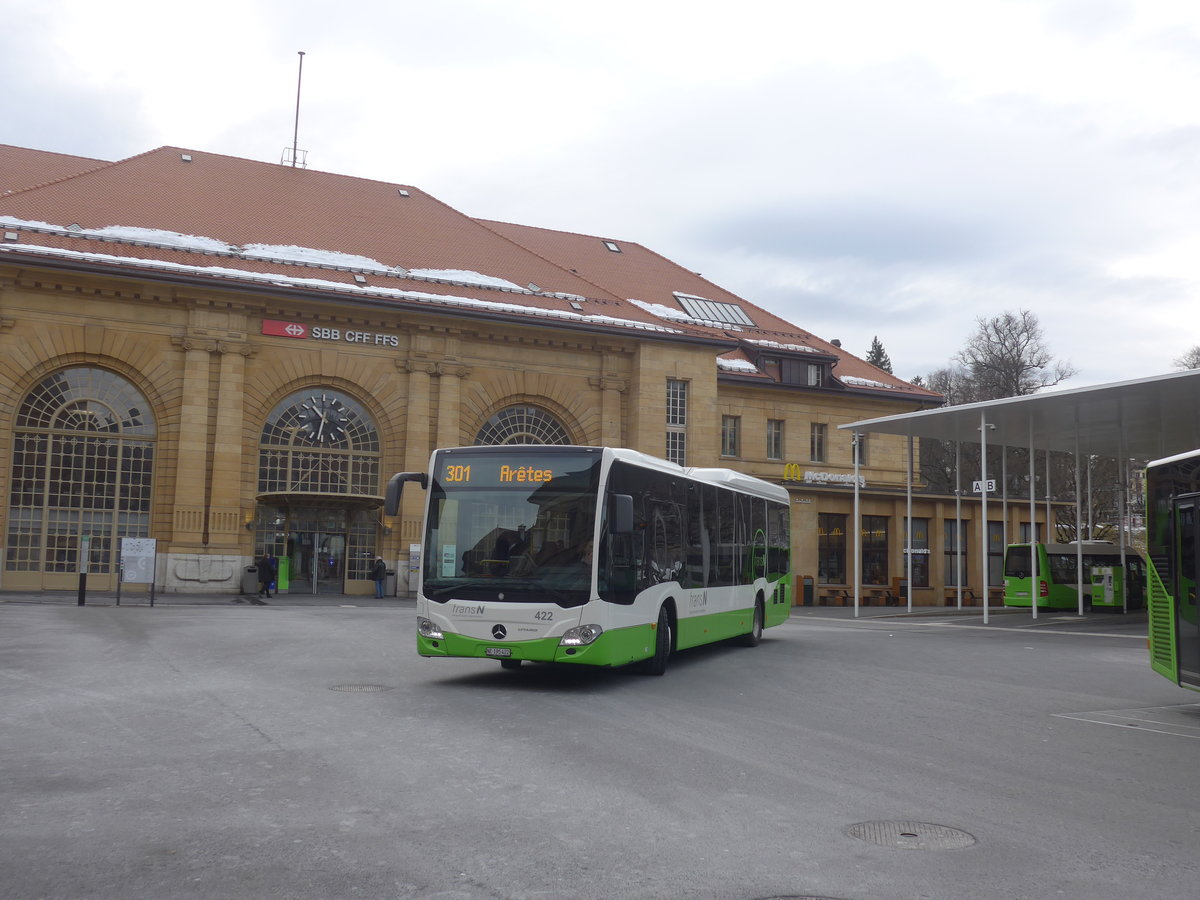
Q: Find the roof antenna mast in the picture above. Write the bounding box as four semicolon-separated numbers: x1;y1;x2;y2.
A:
285;51;308;168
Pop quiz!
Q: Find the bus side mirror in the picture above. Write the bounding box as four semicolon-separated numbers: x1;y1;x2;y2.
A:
609;494;634;534
384;472;428;516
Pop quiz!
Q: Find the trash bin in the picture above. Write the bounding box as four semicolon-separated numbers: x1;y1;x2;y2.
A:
241;565;258;594
803;575;814;606
384;569;397;597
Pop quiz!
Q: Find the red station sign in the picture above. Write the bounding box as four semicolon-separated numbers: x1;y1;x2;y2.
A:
262;319;309;339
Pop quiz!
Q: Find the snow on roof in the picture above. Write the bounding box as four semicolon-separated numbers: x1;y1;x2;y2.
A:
0;239;683;335
841;375;898;389
407;268;525;291
717;357;760;374
627;297;742;331
744;338;819;353
2;216;539;295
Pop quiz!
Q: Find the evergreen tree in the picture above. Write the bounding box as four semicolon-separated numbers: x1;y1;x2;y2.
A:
865;336;893;374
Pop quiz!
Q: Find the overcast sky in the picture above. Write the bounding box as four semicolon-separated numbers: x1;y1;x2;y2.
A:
4;0;1199;386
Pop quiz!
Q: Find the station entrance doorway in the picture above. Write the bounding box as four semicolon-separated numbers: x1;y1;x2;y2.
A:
286;530;346;594
253;499;381;596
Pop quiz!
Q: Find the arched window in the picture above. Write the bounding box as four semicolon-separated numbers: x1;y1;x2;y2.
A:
475;405;571;445
258;389;381;495
6;368;156;577
256;389;383;585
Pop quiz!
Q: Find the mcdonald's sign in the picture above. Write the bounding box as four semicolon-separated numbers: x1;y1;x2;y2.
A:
782;464;866;488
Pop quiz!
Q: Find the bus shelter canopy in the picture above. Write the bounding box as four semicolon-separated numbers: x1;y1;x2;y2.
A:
839;369;1200;462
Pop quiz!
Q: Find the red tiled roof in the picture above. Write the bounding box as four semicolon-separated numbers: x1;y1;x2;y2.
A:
0;143;940;400
481;219;939;399
0;144;110;196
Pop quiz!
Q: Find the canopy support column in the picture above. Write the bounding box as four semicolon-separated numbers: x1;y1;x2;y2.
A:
853;431;861;618
1029;418;1038;622
906;432;914;614
980;412;992;625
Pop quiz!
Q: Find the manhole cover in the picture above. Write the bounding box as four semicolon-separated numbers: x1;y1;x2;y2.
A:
328;683;393;692
845;820;976;850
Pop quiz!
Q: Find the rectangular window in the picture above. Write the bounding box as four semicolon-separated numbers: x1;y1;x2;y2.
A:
666;379;687;426
1019;522;1041;543
818;513;847;584
862;515;888;585
666;380;687;465
766;419;784;461
944;519;967;587
903;518;930;588
721;415;740;457
808;363;824;387
666;431;686;467
810;423;827;463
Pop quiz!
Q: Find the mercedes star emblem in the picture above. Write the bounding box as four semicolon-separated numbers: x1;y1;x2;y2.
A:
491;624;507;639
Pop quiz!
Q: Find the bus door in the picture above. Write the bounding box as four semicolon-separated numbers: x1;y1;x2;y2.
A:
1174;497;1200;688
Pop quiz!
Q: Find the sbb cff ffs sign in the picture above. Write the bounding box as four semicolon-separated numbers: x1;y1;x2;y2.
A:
261;319;399;347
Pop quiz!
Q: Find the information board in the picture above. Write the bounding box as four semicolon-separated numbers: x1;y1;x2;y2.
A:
120;538;157;584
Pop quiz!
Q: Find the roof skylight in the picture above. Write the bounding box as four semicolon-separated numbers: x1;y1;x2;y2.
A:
674;293;755;327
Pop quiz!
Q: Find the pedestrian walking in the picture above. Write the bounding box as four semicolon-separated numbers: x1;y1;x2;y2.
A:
257;553;277;598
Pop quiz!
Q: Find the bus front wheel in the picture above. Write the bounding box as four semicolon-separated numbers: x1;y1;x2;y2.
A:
640;606;672;676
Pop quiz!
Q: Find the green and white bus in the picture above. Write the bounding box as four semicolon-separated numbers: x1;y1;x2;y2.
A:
1146;449;1200;692
385;445;792;675
1002;542;1146;611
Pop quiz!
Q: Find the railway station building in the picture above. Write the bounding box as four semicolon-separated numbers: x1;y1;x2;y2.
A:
0;143;1049;601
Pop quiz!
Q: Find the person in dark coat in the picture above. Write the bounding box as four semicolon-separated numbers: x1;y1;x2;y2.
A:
370;557;387;598
257;553;277;598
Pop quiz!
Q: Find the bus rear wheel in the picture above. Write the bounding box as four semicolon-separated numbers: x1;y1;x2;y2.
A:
739;600;763;647
499;658;522;670
640;606;672;676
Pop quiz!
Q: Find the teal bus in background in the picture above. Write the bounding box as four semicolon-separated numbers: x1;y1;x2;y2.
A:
385;446;792;676
1002;542;1146;611
1145;449;1200;692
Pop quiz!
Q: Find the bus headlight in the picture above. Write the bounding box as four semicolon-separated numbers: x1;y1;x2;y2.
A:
417;617;444;640
560;624;603;647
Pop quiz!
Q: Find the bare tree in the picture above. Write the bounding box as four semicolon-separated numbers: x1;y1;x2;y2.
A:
1173;345;1200;370
919;311;1078;494
955;310;1077;400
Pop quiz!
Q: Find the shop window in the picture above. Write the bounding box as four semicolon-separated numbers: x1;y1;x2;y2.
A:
988;521;1006;586
944;519;968;588
862;515;888;585
904;517;930;588
818;513;847;583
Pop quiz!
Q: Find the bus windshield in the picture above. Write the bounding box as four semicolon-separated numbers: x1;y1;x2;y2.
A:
422;448;601;606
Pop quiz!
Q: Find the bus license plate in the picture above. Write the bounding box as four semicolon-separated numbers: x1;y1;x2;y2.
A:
485;647;512;658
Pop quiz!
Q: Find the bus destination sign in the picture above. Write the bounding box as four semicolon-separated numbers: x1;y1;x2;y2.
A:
436;452;598;490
